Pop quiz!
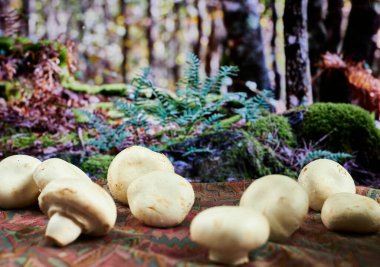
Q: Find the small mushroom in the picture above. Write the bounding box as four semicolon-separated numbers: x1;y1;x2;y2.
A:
33;158;90;190
39;179;117;246
127;171;194;227
321;192;380;233
107;146;174;205
190;206;270;265
240;174;309;242
298;159;356;211
0;155;41;209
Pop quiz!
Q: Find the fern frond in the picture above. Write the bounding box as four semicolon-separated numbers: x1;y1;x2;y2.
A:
183;146;212;157
203;65;239;95
202;113;225;129
300;150;353;167
183;53;201;91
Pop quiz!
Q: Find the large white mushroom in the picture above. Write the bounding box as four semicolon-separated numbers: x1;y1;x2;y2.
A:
190;206;270;265
240;174;309;242
298;159;356;211
33;158;90;190
127;171;194;227
38;179;117;246
107;145;174;205
0;155;41;209
321;192;380;233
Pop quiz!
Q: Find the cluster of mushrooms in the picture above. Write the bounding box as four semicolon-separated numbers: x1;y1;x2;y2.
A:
190;158;380;265
0;148;379;265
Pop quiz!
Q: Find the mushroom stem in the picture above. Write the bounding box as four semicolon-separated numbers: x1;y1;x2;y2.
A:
209;250;249;265
45;213;82;246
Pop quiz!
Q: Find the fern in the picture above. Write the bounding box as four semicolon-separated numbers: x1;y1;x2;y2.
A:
202;113;225;129
183;146;212;157
81;110;129;152
182;53;201;91
300;150;353;167
203;65;239;95
113;99;149;130
131;68;154;101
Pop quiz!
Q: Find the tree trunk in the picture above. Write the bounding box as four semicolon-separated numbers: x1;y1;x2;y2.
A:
307;0;327;75
194;0;202;58
271;0;281;99
284;0;313;108
343;0;380;64
325;0;343;52
120;0;129;83
21;0;36;36
222;0;271;94
146;0;158;67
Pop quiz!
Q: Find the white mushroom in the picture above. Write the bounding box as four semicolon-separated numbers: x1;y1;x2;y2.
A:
107;145;174;205
240;174;309;242
38;179;117;246
190;206;270;265
321;192;380;233
0;155;41;209
33;158;90;190
298;159;356;211
127;171;194;227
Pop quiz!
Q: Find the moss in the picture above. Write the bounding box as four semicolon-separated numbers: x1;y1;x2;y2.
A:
296;103;380;171
229;132;297;179
62;79;129;95
81;154;114;179
40;135;57;148
58;132;80;145
12;133;37;148
251;114;296;147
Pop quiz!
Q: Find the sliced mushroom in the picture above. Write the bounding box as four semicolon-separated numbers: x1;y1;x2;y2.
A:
127;171;194;227
107;146;174;205
33;158;90;190
39;179;117;246
190;206;270;265
240;174;309;242
321;192;380;233
0;155;41;209
298;159;356;211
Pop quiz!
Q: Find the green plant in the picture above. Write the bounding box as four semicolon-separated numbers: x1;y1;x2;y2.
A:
300;150;353;167
131;54;273;135
81;154;114;179
82;110;129;152
84;54;275;153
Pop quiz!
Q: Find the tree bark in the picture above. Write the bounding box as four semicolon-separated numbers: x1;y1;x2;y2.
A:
194;0;202;58
271;0;281;99
325;0;343;52
222;0;271;94
120;0;129;83
284;0;313;108
21;0;35;36
343;0;380;64
146;0;158;67
307;0;327;75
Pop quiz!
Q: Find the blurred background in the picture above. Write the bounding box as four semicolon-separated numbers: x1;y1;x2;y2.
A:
3;0;379;107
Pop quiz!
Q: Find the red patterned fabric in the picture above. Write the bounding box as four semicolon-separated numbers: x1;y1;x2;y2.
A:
1;181;379;266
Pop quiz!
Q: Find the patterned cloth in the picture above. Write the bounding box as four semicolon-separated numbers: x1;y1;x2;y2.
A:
1;181;379;267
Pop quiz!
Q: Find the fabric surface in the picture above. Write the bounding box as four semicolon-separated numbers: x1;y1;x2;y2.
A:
0;180;380;267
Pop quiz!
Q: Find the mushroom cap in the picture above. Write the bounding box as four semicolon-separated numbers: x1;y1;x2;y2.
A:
33;158;90;190
107;146;174;205
0;155;41;209
321;192;380;233
39;179;117;236
240;174;309;242
127;171;194;227
190;206;269;253
298;159;356;211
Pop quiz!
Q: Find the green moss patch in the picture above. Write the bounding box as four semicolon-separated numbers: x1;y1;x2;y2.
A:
81;154;114;179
